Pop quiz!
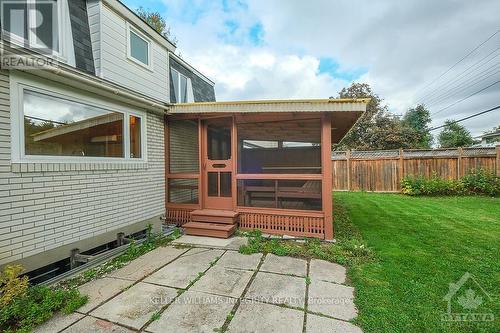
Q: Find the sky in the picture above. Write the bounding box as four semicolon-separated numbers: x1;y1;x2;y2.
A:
122;0;500;137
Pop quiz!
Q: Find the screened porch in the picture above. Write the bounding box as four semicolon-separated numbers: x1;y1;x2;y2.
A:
164;99;368;240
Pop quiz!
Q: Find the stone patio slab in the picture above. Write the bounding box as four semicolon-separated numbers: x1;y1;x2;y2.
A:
260;253;307;277
308;280;357;321
172;235;247;250
245;271;306;308
144;248;224;288
78;277;133;313
191;266;253;298
91;282;177;329
306;313;362;333
107;246;188;281
146;291;235;333
33;312;84;333
227;302;303;333
309;259;346;284
61;316;134;333
216;251;262;270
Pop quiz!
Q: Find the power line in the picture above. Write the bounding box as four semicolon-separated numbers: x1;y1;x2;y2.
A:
416;28;500;99
431;79;500;116
430;105;500;131
420;47;500;104
425;63;500;106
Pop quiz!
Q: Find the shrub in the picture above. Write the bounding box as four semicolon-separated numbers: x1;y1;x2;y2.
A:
401;169;499;196
0;265;29;307
0;265;87;333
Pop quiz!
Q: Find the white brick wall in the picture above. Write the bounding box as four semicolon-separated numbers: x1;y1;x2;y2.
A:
0;70;165;266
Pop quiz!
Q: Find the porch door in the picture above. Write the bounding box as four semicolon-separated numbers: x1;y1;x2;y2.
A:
203;118;233;210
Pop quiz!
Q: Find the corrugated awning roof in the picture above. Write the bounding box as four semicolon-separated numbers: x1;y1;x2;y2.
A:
168;98;370;114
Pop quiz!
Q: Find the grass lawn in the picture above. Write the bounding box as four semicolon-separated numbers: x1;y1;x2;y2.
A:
335;192;499;333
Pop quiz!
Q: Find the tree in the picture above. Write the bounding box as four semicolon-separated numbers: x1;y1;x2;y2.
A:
136;7;177;44
437;120;474;148
336;83;387;150
402;104;433;148
335;83;424;150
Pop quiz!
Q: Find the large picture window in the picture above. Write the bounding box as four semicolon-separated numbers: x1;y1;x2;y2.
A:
20;89;144;161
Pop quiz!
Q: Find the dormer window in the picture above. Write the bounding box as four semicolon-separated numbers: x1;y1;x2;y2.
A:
127;24;151;69
170;68;194;103
1;0;64;55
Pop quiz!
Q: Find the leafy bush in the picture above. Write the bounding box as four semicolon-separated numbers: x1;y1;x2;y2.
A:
401;169;499;196
0;266;87;333
0;265;29;307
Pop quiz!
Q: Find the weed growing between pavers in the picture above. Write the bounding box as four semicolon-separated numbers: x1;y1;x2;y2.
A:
0;276;87;333
3;227;182;333
59;227;182;290
150;310;162;322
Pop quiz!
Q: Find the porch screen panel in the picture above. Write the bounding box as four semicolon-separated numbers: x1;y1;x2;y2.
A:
237;179;322;211
237;119;321;174
168;178;198;204
169;120;199;173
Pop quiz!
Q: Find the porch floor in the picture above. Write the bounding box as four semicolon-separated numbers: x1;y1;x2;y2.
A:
36;236;361;333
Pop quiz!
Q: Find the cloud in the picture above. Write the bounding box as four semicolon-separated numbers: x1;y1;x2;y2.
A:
123;0;500;136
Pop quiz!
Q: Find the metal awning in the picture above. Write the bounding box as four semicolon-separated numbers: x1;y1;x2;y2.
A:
168;98;369;143
168;98;369;114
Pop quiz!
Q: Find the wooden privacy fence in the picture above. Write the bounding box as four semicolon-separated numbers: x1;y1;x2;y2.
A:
332;146;500;192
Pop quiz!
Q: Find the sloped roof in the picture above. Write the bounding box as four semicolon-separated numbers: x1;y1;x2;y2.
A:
168;98;369;114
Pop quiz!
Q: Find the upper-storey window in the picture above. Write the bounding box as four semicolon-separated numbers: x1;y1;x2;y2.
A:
127;24;151;68
1;0;63;55
170;68;194;103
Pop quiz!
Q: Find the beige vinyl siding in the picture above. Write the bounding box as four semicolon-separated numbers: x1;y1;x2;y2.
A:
100;4;169;102
87;0;102;76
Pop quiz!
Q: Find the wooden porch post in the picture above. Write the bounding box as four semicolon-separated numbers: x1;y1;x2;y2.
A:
198;119;204;208
231;115;238;210
164;115;169;208
322;113;334;240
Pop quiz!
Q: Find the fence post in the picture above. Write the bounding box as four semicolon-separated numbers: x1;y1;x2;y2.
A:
346;150;351;191
496;145;500;177
457;147;463;178
399;148;404;185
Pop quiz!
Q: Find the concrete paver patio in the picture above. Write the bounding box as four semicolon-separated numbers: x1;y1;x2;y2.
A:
41;235;361;333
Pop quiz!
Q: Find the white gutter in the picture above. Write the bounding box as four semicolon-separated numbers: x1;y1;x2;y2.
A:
5;52;171;115
42;66;170;115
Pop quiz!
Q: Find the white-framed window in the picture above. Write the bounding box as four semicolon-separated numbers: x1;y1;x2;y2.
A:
126;23;151;69
10;73;147;163
170;68;194;103
0;0;71;60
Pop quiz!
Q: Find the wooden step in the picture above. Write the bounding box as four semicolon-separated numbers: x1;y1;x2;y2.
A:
183;222;236;238
190;209;239;225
